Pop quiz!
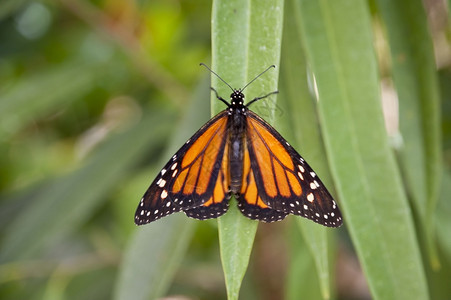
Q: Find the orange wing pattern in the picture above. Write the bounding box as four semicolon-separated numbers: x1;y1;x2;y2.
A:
237;137;288;222
135;111;231;225
243;111;342;227
184;135;231;219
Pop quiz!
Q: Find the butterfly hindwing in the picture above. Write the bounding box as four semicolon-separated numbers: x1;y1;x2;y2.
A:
135;111;231;225
244;111;342;227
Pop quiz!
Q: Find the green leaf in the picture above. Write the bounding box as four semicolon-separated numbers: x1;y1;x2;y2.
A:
0;63;102;138
296;0;428;299
217;199;258;300
113;79;211;299
212;0;284;298
278;0;338;297
0;0;30;21
114;216;194;300
285;221;323;300
375;0;442;269
433;170;451;298
0;109;173;262
448;0;451;27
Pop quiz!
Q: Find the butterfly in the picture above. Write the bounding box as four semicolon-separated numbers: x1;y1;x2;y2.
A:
135;64;343;227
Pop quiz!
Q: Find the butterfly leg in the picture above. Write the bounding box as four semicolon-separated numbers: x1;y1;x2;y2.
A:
210;87;231;107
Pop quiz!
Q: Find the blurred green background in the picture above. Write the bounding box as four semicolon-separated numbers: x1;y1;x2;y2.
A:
1;0;451;299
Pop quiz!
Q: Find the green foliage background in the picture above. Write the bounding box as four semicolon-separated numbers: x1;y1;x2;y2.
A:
1;0;451;299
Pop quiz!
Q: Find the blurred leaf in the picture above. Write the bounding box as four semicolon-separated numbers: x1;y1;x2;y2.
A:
0;0;30;21
0;109;173;262
114;78;211;299
433;170;451;298
0;63;104;139
296;0;428;298
448;0;451;27
114;215;194;300
212;0;283;299
375;0;442;268
285;221;323;300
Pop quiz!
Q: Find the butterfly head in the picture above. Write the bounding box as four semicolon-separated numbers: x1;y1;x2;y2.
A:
230;90;245;107
201;64;279;113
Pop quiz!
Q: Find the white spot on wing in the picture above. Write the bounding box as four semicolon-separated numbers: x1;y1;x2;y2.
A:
307;193;314;202
161;190;168;199
298;172;304;181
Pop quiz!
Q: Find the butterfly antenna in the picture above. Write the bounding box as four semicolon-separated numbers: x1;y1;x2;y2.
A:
200;63;234;92
241;65;276;92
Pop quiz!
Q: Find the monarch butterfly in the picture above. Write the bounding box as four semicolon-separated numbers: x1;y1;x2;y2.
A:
135;64;343;227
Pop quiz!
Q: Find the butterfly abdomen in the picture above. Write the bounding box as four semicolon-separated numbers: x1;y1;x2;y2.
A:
228;106;247;194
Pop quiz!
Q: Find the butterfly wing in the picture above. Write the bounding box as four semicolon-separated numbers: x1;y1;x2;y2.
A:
183;135;231;220
242;111;342;227
237;136;289;222
135;111;231;225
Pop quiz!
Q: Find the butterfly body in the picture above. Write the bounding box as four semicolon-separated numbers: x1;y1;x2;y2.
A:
135;67;343;227
227;91;248;194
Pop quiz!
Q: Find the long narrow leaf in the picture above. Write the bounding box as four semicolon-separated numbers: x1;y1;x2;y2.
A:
212;0;284;298
0;110;173;262
285;221;323;300
297;0;428;298
375;0;442;268
278;0;338;297
114;79;211;299
114;215;194;300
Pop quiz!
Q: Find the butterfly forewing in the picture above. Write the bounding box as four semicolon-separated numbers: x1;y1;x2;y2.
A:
184;136;232;220
135;111;231;225
245;111;342;227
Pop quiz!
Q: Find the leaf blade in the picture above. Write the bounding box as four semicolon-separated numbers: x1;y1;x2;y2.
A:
297;0;429;298
212;0;284;298
375;0;442;268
